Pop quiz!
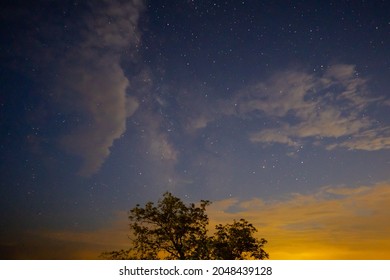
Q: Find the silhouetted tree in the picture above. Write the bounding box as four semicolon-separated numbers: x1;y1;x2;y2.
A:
102;192;268;260
212;219;268;259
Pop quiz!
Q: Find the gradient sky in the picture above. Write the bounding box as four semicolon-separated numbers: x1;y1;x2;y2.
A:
1;0;389;259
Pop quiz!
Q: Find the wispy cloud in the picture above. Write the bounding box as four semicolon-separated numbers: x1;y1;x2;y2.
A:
236;70;317;118
185;64;389;152
249;127;300;147
232;64;389;151
327;127;390;151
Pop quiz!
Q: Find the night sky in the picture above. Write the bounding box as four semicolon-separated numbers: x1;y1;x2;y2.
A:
1;0;390;259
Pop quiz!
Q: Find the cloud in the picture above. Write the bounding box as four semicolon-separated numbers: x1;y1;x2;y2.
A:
236;71;317;118
208;182;390;259
187;115;214;131
57;0;144;176
185;64;389;152
324;64;356;81
59;59;139;176
250;127;299;147
176;88;224;133
235;64;390;151
327;127;390;151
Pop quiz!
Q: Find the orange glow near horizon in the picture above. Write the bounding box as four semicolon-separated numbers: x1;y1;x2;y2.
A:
14;182;390;260
208;182;390;259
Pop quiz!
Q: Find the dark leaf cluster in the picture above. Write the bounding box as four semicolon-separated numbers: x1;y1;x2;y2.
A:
102;192;268;260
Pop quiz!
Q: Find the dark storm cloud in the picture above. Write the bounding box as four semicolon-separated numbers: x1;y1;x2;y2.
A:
55;0;144;176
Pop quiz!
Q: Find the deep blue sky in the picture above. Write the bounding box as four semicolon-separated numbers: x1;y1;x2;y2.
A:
1;0;389;259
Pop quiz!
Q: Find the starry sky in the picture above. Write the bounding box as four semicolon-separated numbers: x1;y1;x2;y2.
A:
1;0;390;259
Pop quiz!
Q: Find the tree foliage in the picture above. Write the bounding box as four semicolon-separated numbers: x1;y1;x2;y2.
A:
102;192;268;260
212;219;268;259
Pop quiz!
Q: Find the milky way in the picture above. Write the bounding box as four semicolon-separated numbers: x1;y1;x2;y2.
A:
1;0;389;259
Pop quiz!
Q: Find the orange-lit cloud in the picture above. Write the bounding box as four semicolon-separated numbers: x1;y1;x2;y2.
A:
208;182;390;259
10;182;390;260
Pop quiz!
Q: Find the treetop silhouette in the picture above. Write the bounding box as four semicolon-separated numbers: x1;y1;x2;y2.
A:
102;192;269;260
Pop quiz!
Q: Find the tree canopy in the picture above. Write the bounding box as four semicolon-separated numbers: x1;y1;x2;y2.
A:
102;192;269;260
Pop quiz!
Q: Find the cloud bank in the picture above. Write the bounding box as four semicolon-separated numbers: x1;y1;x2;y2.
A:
58;0;144;176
